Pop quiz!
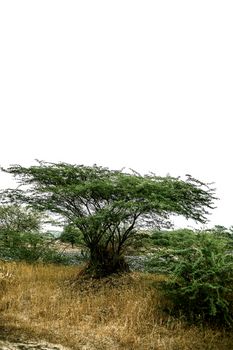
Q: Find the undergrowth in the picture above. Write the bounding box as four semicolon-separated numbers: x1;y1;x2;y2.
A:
0;262;233;349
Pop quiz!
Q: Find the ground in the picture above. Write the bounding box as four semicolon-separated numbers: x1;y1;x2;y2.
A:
0;262;233;350
0;340;70;350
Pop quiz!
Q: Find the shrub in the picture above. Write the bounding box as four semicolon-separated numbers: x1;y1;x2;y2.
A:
147;230;233;326
41;249;71;265
0;230;69;264
59;224;83;248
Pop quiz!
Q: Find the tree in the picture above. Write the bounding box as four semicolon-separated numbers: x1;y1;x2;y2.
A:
59;223;83;248
1;161;216;277
0;204;46;261
0;204;41;242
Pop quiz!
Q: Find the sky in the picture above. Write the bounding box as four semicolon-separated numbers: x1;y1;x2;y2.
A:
0;1;233;228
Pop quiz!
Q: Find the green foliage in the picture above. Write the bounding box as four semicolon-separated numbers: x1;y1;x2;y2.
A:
0;204;68;264
147;229;233;326
205;225;233;246
41;247;71;265
0;229;70;264
0;229;56;263
1;230;42;261
0;204;41;235
1;162;216;276
59;224;83;248
150;228;195;248
0;204;42;261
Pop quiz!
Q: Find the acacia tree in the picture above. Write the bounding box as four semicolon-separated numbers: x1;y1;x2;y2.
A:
0;204;41;241
60;224;83;248
1;161;216;277
0;204;44;260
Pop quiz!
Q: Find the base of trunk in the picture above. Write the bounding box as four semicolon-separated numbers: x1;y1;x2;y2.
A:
85;253;130;278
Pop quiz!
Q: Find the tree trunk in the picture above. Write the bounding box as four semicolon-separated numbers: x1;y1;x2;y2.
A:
86;244;130;278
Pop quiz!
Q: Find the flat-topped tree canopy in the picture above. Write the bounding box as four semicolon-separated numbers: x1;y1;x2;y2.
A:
1;161;216;277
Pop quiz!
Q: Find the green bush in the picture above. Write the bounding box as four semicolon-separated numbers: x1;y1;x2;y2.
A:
0;230;42;261
0;230;69;264
59;224;83;248
147;229;233;326
41;248;71;265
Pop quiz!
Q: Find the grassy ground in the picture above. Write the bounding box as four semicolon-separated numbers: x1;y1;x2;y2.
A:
0;262;232;350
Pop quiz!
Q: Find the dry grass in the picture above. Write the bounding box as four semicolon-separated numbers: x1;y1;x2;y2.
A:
0;262;232;350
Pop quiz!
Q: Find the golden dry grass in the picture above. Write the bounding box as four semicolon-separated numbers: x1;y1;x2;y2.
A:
0;262;232;350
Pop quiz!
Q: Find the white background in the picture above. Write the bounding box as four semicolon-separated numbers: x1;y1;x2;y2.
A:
0;1;233;228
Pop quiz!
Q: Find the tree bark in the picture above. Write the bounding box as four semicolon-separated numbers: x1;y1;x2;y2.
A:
86;244;130;278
